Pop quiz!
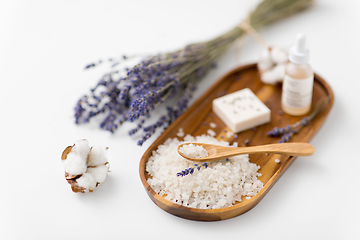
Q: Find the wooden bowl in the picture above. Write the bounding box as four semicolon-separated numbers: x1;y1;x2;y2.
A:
139;63;334;221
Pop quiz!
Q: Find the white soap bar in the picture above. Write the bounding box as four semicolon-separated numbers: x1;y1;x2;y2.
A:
212;88;271;133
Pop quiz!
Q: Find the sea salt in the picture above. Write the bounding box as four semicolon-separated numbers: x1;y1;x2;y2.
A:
226;131;234;138
209;122;217;128
146;134;263;209
177;128;185;137
179;143;208;158
275;159;281;163
207;129;216;137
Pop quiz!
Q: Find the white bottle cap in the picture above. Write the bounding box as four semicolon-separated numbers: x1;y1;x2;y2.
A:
289;33;309;64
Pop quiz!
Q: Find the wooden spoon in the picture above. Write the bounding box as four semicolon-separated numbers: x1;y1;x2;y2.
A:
177;142;315;162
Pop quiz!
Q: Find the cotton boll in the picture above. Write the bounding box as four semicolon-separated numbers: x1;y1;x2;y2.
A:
257;48;273;72
72;139;91;159
260;48;272;61
88;146;108;166
62;152;87;176
260;69;280;85
273;63;286;79
260;59;286;85
61;140;110;193
76;173;97;191
270;47;288;64
87;165;109;185
258;46;289;85
257;61;274;72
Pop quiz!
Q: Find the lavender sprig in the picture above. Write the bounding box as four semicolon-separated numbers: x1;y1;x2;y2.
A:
74;0;313;146
267;96;331;143
176;159;230;177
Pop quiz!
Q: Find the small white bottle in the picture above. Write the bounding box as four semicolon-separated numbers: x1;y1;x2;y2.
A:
281;33;314;116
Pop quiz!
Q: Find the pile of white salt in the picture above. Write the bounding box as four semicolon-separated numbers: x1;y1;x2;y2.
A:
146;134;263;209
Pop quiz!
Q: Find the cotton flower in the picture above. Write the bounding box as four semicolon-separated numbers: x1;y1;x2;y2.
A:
257;46;288;85
61;139;109;193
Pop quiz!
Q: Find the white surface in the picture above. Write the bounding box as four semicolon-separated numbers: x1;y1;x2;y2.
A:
1;0;359;239
213;88;271;133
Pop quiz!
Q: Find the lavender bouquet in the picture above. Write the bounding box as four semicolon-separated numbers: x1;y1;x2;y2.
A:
74;0;313;146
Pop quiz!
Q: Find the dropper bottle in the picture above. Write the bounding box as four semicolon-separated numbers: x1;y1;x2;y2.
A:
281;33;314;116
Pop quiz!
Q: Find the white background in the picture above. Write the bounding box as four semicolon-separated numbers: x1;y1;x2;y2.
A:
1;0;359;239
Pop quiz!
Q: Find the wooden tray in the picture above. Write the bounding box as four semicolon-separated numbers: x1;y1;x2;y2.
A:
139;63;334;221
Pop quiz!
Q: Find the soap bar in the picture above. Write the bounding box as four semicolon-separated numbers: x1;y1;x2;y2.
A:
212;88;271;133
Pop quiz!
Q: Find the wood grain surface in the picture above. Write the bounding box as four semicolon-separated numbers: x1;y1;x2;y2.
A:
139;63;334;221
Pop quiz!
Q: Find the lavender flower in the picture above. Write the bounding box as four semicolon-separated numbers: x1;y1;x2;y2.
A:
176;166;197;177
267;96;331;143
267;125;292;137
74;0;313;146
176;159;230;177
279;133;292;143
270;117;314;143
